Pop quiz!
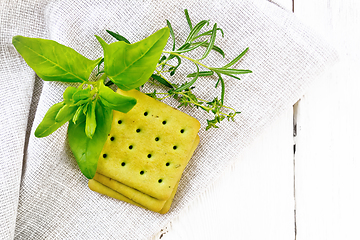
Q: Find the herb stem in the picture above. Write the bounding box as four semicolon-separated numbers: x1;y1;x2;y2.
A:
162;51;210;70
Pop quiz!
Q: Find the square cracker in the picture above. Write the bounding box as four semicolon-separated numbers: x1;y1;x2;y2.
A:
95;89;200;201
91;135;200;213
88;178;179;214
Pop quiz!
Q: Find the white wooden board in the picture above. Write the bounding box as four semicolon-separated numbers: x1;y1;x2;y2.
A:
153;0;360;239
294;0;360;239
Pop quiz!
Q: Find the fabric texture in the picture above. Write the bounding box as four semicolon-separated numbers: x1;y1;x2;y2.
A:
0;0;337;239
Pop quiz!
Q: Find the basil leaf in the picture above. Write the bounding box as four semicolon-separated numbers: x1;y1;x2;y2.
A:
72;87;91;104
35;102;71;138
55;104;77;122
98;80;137;113
68;101;112;179
12;35;102;82
85;101;97;139
63;87;78;104
83;102;89;115
72;105;85;124
96;27;170;91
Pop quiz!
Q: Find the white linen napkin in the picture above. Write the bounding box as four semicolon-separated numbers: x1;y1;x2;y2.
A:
0;0;337;239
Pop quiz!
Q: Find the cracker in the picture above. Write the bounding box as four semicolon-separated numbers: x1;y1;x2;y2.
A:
88;178;178;214
95;89;200;200
88;179;143;209
93;172;167;212
92;135;200;213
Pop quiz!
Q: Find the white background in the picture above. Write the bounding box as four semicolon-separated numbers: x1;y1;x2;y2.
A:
153;0;360;239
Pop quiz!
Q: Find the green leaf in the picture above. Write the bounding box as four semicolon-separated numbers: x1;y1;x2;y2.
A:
96;27;170;91
97;58;104;72
166;20;176;51
98;79;137;113
211;68;252;75
85;100;97;139
55;104;77;122
193;42;225;58
68;101;113;179
171;41;208;53
12;35;102;83
83;102;89;115
35;102;72;138
186;71;213;78
175;64;199;91
72;105;85;124
72;87;91;104
222;47;249;68
184;9;193;30
192;27;224;40
185;20;209;44
199;23;217;60
216;73;225;105
63;87;78;104
106;30;131;44
151;74;174;88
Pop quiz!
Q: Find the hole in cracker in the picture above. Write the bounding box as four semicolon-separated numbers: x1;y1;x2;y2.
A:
147;154;152;158
158;179;163;183
140;170;145;175
173;146;177;150
121;162;126;166
162;120;167;125
103;154;107;158
129;145;133;150
155;137;159;141
110;136;115;141
180;129;185;133
136;129;141;133
166;162;170;166
118;120;122;124
144;111;148;116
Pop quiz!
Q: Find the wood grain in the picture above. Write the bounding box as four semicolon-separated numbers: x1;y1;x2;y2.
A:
154;107;295;240
294;0;360;239
153;0;360;239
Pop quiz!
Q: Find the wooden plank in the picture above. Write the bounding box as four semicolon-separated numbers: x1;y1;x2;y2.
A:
294;0;360;239
152;1;296;239
154;107;295;240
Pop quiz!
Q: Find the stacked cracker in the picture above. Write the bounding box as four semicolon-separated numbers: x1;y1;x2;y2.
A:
88;89;200;214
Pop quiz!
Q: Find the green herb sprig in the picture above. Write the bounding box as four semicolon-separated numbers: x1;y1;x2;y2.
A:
13;28;169;179
105;10;252;130
12;9;251;179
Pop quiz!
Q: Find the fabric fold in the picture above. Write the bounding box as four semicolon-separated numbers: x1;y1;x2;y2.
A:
0;0;337;239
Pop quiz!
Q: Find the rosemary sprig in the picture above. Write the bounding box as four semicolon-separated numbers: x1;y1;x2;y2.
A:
105;9;252;130
149;9;251;130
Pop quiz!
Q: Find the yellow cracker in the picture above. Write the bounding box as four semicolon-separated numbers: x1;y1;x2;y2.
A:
96;89;200;200
92;135;200;213
88;179;179;214
93;172;166;212
88;179;142;209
